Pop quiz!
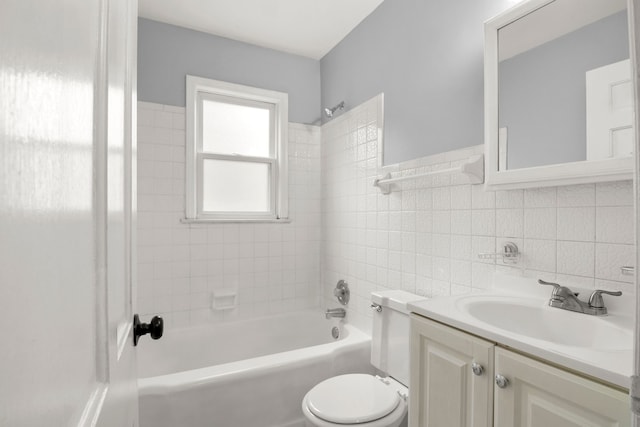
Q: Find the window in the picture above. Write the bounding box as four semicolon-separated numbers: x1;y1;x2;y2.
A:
185;76;288;221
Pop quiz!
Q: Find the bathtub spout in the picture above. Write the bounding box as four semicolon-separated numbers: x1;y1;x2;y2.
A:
325;308;346;319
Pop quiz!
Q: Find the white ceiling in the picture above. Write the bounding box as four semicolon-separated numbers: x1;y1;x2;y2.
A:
138;0;386;60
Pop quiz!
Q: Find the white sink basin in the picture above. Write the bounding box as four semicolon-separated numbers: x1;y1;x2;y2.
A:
455;295;633;351
408;273;635;388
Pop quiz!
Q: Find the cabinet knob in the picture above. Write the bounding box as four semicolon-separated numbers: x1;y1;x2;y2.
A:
495;374;509;389
471;362;484;376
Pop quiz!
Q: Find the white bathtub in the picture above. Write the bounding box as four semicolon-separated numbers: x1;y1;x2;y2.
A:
138;311;372;427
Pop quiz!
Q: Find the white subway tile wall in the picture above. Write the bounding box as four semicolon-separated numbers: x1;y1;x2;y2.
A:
137;102;321;329
138;97;634;333
320;95;634;332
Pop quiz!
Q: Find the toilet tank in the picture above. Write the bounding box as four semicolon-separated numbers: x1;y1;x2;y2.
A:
370;290;427;387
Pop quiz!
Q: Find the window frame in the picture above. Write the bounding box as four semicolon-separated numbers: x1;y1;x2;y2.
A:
185;75;288;222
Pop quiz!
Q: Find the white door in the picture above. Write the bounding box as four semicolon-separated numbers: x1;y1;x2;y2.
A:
96;0;140;424
0;0;140;425
632;0;640;425
586;59;634;161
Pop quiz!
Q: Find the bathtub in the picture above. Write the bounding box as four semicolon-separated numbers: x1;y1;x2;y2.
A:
137;311;373;427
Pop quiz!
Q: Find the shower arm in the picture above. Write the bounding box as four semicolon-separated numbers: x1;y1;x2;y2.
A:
324;101;345;118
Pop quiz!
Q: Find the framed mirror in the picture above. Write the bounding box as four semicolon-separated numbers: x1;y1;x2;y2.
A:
484;0;634;190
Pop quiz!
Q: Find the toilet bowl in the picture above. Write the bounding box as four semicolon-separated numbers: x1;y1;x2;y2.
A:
302;374;407;427
302;290;426;427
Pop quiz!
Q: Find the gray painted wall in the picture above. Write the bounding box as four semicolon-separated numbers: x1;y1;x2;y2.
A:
499;11;629;170
138;18;321;125
320;0;514;165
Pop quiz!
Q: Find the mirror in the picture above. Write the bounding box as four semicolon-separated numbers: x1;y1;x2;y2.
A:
485;0;634;190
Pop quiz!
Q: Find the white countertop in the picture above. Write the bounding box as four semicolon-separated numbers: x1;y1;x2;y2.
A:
408;276;634;389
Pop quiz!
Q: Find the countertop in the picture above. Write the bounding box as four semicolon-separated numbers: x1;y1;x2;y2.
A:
408;276;634;389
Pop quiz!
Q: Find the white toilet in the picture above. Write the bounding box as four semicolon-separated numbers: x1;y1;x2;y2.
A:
302;290;427;427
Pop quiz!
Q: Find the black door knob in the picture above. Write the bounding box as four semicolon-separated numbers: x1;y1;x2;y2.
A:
133;314;164;346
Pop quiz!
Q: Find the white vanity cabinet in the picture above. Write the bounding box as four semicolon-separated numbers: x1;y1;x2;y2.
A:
410;314;630;427
409;314;494;427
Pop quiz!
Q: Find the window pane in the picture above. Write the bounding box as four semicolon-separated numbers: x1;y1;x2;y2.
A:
202;99;271;157
202;159;270;213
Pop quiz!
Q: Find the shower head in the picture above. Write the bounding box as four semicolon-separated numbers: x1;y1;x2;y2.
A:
324;101;345;118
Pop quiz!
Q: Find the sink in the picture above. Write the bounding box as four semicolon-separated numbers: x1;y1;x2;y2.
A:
456;295;633;351
407;273;635;388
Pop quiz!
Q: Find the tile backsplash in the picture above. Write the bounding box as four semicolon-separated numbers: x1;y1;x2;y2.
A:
320;95;634;332
137;97;634;332
137;102;322;329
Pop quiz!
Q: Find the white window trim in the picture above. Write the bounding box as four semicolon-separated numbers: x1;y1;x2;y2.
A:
185;75;289;222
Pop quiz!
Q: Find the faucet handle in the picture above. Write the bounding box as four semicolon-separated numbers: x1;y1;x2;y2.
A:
588;289;622;308
538;279;559;288
538;279;561;294
333;280;350;305
538;279;579;298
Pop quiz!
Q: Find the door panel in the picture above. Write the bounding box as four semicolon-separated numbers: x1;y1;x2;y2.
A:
410;315;494;427
586;59;634;160
494;347;629;427
424;347;468;426
96;0;139;425
0;0;103;425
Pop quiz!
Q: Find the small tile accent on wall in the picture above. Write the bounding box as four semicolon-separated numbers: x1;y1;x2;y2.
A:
137;102;322;329
320;95;634;333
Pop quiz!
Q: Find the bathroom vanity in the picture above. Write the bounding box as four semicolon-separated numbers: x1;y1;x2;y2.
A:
447;0;638;420
407;277;633;427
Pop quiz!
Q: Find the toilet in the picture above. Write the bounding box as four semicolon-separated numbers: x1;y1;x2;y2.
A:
302;290;427;427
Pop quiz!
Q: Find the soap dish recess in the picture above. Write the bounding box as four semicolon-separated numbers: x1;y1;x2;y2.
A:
212;290;237;310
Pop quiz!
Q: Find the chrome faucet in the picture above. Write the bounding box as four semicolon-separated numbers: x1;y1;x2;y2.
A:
325;308;346;319
538;279;621;316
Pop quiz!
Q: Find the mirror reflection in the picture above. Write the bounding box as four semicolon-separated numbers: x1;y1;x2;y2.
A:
497;0;632;171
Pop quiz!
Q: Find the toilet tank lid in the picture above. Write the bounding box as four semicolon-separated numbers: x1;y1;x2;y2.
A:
371;290;427;314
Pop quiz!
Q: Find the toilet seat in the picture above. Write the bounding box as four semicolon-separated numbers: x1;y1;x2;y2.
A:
302;374;407;426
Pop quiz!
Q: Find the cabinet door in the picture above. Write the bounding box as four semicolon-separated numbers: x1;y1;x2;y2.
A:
410;314;494;427
494;347;630;427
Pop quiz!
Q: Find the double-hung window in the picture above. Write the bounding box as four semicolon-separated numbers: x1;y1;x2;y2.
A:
185;76;288;221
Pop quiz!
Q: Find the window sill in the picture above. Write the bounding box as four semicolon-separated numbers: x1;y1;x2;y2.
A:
180;217;292;224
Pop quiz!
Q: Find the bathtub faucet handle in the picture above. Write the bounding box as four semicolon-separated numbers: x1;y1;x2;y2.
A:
333;280;350;305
